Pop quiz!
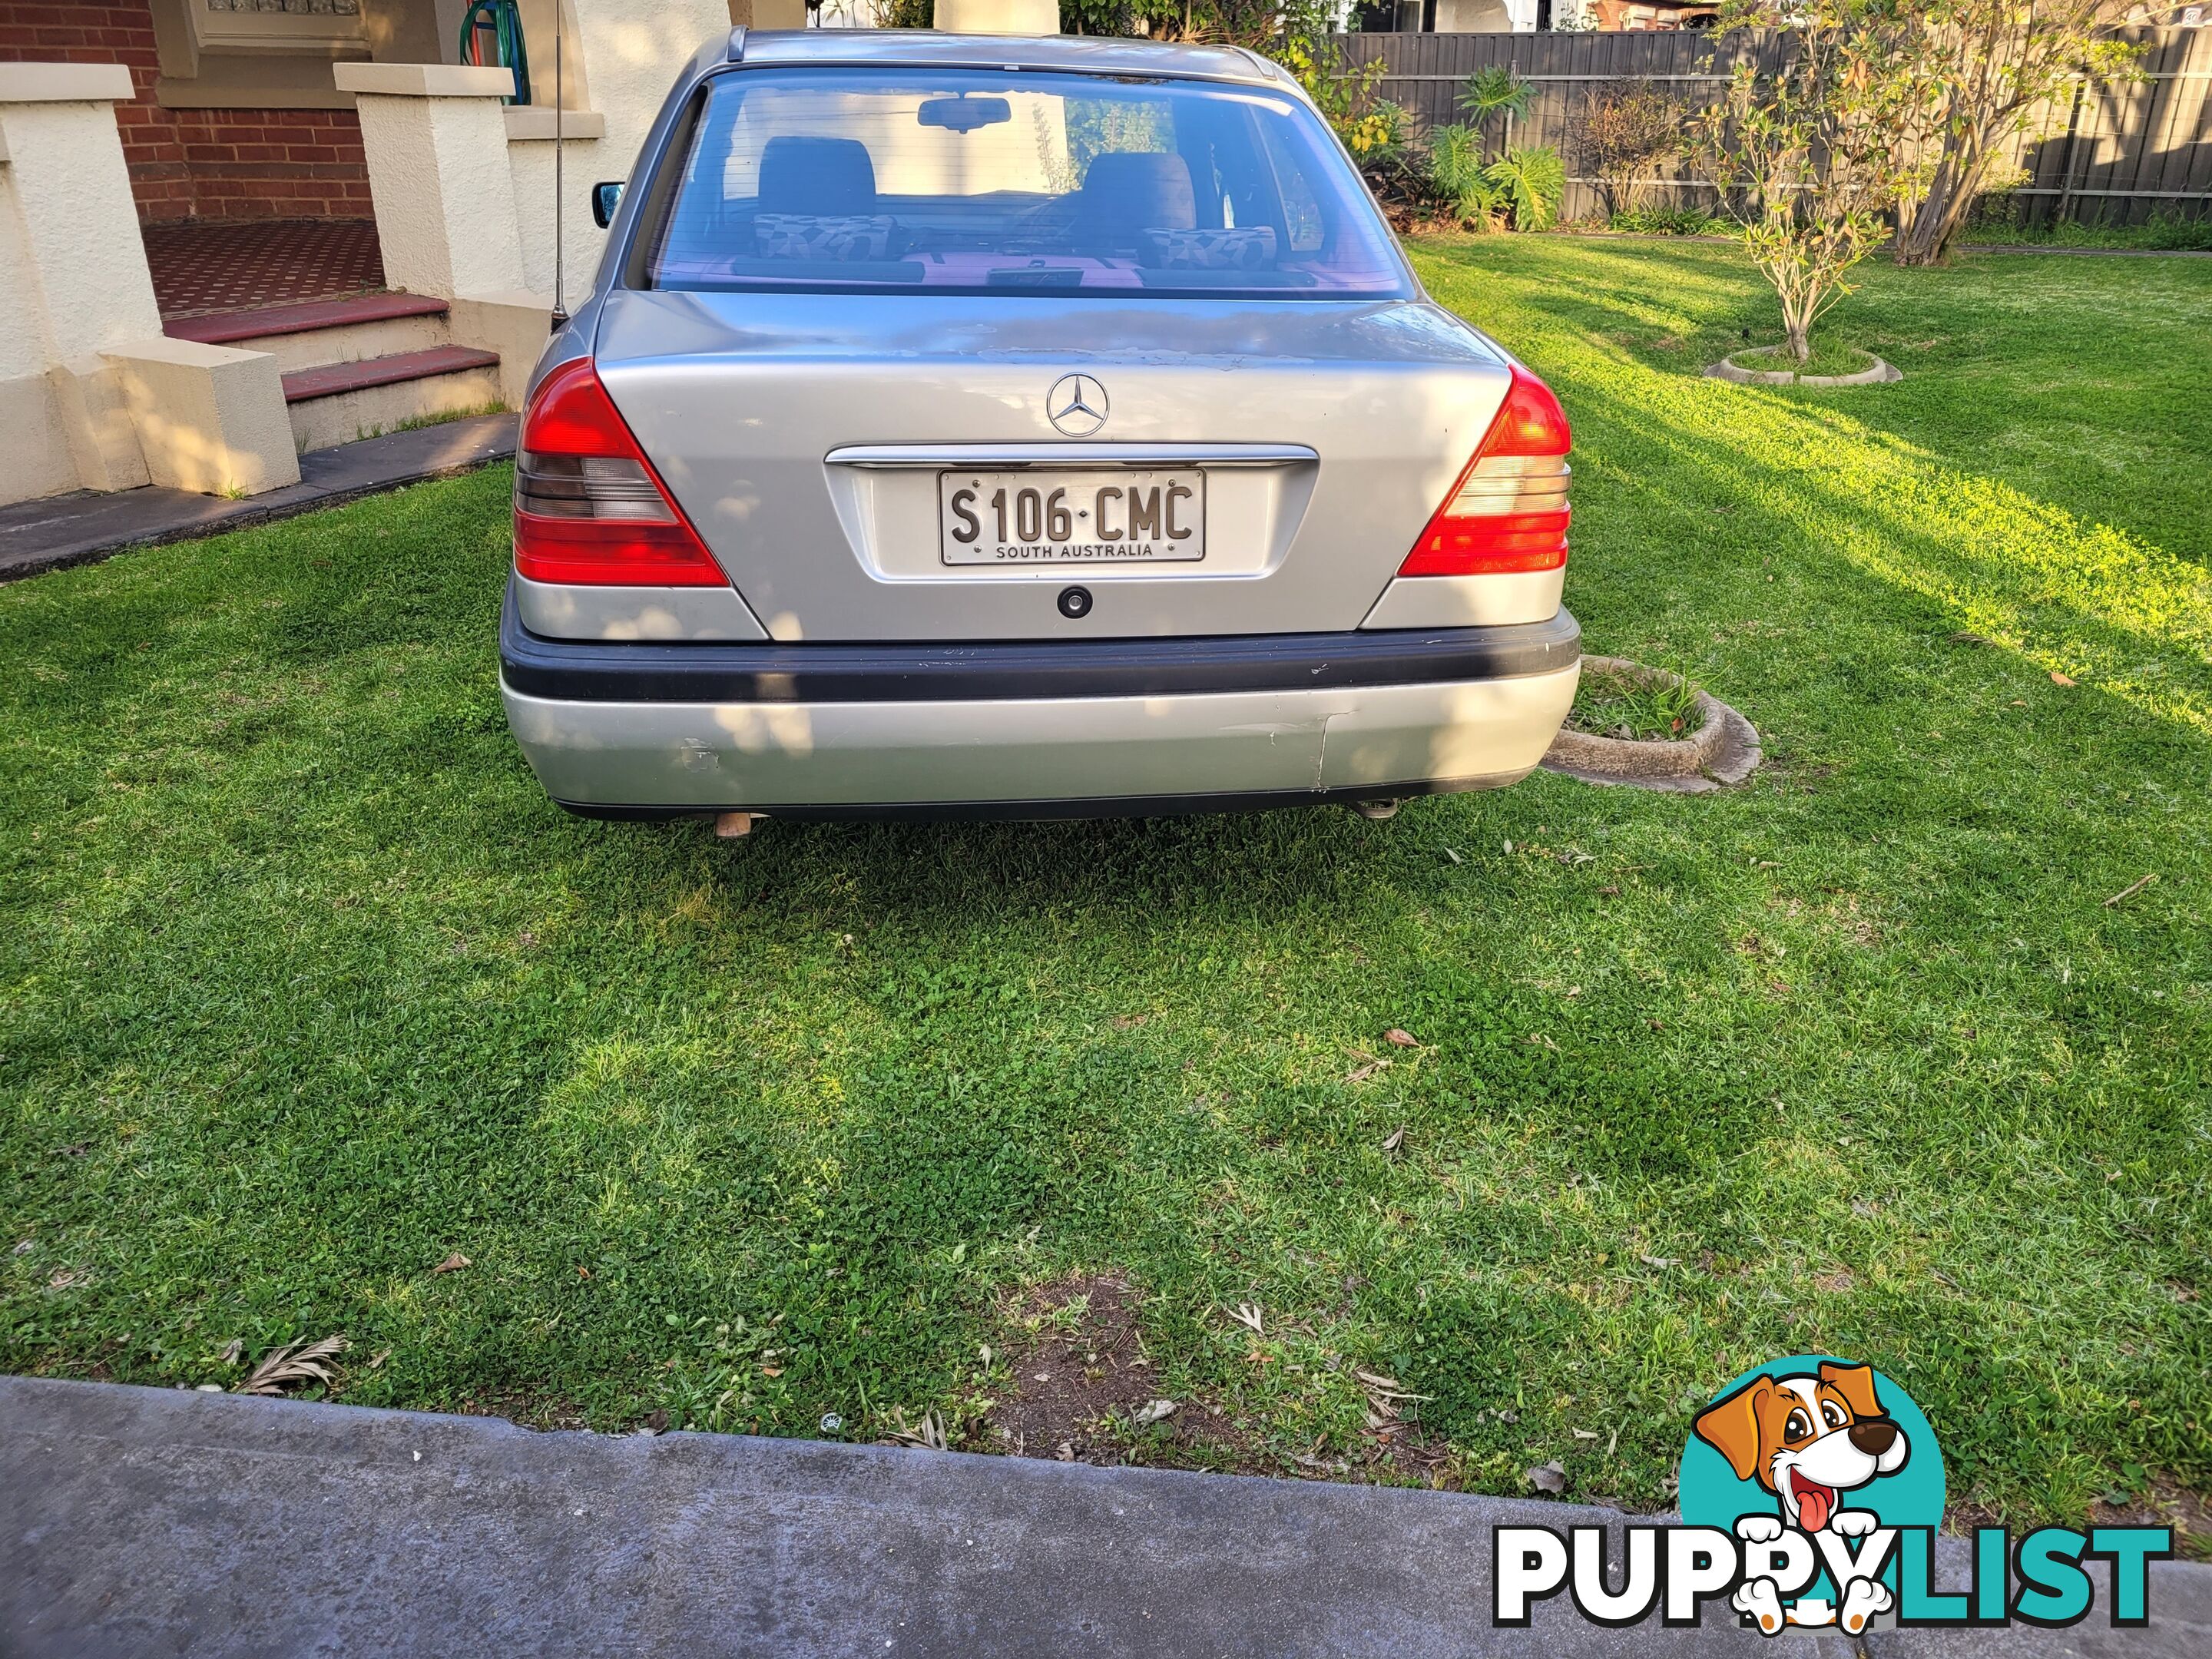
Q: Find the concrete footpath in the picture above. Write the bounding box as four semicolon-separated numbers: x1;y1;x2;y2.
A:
1;1377;2204;1658
0;413;516;584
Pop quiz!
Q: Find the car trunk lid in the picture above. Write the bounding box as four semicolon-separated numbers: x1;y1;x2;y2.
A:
593;289;1514;643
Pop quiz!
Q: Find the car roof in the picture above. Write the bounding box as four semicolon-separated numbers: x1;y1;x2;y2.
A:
731;28;1297;92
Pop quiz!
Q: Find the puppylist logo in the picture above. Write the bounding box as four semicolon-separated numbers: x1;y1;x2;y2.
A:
1493;1355;2174;1634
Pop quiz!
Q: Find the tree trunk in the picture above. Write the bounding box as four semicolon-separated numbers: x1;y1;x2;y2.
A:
1897;136;1994;267
1780;278;1816;363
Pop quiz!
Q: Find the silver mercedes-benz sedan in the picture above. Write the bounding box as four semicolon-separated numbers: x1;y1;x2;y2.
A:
499;28;1581;824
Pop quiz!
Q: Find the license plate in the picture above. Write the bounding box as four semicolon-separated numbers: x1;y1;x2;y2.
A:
939;470;1205;565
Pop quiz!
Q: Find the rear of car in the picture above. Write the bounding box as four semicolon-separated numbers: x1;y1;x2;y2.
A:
499;30;1580;820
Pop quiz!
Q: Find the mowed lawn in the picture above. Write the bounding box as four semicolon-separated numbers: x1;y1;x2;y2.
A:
3;239;2207;1538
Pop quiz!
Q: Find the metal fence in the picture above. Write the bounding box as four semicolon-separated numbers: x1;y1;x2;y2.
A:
1333;27;2212;228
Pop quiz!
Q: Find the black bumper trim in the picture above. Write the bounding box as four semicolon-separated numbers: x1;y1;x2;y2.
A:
500;582;1581;704
553;770;1528;824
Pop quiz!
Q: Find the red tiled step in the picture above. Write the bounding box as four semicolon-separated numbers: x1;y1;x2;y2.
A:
283;346;501;405
167;293;449;346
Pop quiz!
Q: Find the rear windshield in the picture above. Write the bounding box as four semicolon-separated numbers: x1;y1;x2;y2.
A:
644;66;1411;300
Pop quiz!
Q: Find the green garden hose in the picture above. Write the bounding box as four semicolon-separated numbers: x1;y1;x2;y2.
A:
456;0;530;107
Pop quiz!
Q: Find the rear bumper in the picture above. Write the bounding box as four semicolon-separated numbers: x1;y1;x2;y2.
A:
499;585;1580;816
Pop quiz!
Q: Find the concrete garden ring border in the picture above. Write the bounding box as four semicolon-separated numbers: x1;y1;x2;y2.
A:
1541;656;1762;795
1705;348;1902;387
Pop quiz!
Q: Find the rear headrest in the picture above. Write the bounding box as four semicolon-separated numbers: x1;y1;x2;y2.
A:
1081;152;1197;242
758;137;877;216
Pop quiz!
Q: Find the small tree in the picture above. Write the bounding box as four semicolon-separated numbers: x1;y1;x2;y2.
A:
1693;3;1919;364
1575;78;1684;219
1890;0;2144;266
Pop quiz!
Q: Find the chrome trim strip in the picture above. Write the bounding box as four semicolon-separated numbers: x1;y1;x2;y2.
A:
825;442;1318;470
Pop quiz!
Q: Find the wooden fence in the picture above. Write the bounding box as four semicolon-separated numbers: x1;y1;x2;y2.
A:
1332;27;2212;229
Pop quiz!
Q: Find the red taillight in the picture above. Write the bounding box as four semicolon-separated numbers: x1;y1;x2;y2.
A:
513;359;727;587
1399;365;1572;578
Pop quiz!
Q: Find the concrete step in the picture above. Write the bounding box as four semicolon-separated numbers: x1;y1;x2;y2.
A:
166;293;454;376
281;345;504;453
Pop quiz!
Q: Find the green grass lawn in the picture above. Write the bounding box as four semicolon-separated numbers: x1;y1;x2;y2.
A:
4;238;2207;1540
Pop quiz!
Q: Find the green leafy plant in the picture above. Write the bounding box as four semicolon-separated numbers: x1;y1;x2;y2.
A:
1459;65;1534;127
1270;3;1396;158
1346;98;1415;164
1426;68;1555;232
1428;124;1504;227
1483;145;1566;233
1567;661;1705;742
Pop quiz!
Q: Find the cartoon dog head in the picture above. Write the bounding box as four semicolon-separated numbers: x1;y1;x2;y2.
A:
1693;1362;1909;1533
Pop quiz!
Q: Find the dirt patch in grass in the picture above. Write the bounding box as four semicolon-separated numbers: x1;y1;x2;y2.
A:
979;1274;1444;1485
981;1273;1273;1472
984;1273;1164;1462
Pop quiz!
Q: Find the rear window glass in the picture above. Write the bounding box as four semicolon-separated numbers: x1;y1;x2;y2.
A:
644;67;1410;300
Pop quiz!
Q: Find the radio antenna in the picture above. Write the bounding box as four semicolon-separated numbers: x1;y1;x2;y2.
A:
550;2;567;331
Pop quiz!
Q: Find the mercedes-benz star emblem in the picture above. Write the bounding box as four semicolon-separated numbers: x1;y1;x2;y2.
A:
1046;373;1108;438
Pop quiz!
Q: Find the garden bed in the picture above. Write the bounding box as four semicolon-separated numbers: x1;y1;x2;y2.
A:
1707;344;1902;387
1543;657;1760;793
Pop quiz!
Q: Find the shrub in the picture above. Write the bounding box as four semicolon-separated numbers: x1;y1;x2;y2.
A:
1426;134;1565;233
1266;3;1402;160
1344;98;1414;164
1890;1;2144;267
1575;78;1684;217
1422;68;1558;233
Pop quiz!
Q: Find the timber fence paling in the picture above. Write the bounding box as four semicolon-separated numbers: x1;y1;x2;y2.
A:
1333;25;2211;229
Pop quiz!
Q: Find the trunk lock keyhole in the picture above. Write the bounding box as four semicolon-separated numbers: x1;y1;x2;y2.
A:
1057;586;1093;620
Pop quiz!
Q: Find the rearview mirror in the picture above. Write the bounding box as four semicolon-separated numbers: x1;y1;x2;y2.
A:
918;96;1012;134
591;180;624;229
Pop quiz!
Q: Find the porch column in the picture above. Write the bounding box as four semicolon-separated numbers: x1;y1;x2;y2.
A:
0;64;296;504
336;62;533;300
339;61;554;410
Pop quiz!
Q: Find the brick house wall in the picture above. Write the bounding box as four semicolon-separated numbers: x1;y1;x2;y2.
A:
0;1;372;223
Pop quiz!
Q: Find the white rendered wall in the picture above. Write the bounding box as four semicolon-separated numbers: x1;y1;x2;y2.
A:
1432;0;1520;30
0;164;79;502
0;67;164;502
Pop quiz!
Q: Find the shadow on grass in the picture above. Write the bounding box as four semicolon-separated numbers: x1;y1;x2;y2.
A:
1511;320;2212;743
1413;234;2212;573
